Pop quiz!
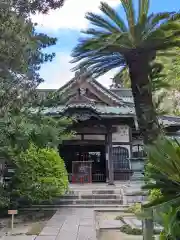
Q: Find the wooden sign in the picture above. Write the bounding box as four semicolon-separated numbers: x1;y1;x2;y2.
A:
8;210;18;230
8;210;18;215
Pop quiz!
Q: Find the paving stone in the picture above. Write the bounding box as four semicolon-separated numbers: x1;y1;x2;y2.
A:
100;220;124;229
1;236;36;240
45;218;65;227
79;217;94;226
77;226;96;240
131;218;142;228
39;227;60;236
35;236;56;240
56;218;80;240
123;217;142;229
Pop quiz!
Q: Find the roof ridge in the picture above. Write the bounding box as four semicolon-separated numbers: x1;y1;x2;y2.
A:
91;78;124;102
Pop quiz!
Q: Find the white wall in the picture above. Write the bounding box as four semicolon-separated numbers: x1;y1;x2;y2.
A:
132;139;143;145
112;125;130;142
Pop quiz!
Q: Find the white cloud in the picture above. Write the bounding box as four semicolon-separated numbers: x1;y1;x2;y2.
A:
38;52;118;89
32;0;120;30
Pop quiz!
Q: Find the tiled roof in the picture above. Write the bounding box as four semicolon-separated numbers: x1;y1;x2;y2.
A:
36;71;132;106
96;106;134;115
39;105;135;116
111;88;134;104
32;106;180;128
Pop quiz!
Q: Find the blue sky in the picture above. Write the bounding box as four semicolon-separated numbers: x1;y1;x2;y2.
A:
32;0;180;89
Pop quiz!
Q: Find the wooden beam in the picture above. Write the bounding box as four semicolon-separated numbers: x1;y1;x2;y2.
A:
107;126;114;185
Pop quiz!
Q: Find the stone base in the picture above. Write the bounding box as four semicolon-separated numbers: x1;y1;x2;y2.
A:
131;172;144;181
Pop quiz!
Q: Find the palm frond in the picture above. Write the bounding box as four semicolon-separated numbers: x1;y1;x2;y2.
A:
100;2;128;32
72;0;180;83
143;137;180;209
71;52;125;77
138;0;149;23
85;12;120;33
121;0;136;37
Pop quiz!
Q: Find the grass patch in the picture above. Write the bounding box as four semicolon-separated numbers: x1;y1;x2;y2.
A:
26;222;45;235
17;210;55;222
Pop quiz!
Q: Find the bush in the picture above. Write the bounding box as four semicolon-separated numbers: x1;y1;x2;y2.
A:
0;185;10;209
10;144;68;205
120;225;142;235
120;224;161;235
127;203;142;215
148;189;163;202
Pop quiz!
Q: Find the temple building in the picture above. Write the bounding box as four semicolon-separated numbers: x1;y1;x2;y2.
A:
38;70;180;184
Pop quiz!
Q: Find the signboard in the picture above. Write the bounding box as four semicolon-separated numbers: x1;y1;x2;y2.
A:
8;210;18;230
8;210;18;215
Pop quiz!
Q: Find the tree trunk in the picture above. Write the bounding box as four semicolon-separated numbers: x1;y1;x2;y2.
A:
127;53;161;144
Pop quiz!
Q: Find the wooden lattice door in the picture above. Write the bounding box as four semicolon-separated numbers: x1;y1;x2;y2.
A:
112;146;129;169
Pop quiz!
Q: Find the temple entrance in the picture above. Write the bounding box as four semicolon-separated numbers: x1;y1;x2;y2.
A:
59;144;106;182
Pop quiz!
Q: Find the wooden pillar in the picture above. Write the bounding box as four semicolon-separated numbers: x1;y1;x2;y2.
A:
107;126;114;185
105;134;109;182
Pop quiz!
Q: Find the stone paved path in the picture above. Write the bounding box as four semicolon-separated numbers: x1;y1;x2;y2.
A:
1;208;96;240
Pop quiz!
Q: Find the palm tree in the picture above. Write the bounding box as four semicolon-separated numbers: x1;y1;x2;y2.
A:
113;62;170;91
71;0;180;144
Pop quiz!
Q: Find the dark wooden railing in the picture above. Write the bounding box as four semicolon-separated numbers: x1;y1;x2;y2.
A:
114;170;133;181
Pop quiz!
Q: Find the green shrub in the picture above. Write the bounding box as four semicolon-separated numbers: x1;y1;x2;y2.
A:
10;144;68;205
148;189;163;202
0;185;10;208
127;203;142;215
120;224;161;235
120;225;142;235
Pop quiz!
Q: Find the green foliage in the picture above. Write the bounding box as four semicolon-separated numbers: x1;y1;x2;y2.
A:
155;207;180;239
143;137;180;208
9;144;68;205
0;0;66;115
72;0;180;77
143;136;180;238
120;225;142;235
0;111;73;157
120;224;160;235
148;189;163;202
0;8;56;84
127;203;142;215
127;203;152;220
0;0;69;209
11;0;65;14
0;185;10;208
112;63;169;91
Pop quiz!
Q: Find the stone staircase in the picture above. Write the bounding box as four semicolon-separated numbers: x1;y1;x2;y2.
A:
20;184;128;210
24;188;124;209
52;188;123;208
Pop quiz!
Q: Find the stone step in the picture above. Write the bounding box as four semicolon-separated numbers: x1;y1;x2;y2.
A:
81;194;120;200
21;204;126;209
59;195;79;200
92;190;115;194
57;199;123;205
